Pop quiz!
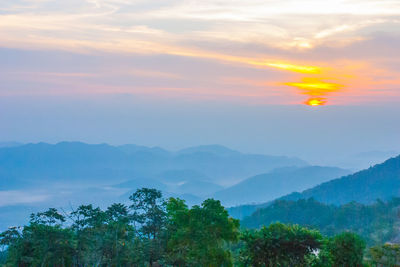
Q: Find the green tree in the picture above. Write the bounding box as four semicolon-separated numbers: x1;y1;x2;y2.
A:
70;204;108;266
0;187;378;267
0;227;22;266
369;243;400;266
241;222;322;267
70;203;145;266
166;198;239;266
165;197;191;266
3;208;75;267
129;188;167;266
103;203;135;266
328;232;366;267
305;238;333;267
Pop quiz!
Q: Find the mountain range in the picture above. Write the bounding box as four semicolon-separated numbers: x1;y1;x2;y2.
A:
0;142;309;229
0;142;307;190
280;154;400;204
213;166;350;206
1;141;399;232
230;154;400;220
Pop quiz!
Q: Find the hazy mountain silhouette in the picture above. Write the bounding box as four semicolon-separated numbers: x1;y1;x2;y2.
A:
228;155;400;219
0;142;307;191
214;166;350;207
278;155;400;204
0;142;23;148
155;169;210;183
0;142;310;229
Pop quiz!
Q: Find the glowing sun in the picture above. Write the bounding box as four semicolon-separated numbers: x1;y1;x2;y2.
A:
305;98;326;106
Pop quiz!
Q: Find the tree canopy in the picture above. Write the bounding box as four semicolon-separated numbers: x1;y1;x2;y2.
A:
0;188;384;267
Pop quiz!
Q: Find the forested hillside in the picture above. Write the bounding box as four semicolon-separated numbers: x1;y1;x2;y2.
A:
242;198;400;245
279;155;400;204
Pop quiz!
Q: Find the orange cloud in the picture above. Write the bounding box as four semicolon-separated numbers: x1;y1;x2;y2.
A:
285;78;344;96
264;63;321;74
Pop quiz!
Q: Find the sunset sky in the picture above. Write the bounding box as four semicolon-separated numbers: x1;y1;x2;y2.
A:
1;0;400;163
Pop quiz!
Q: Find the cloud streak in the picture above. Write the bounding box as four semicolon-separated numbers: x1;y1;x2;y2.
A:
0;0;399;105
0;190;49;206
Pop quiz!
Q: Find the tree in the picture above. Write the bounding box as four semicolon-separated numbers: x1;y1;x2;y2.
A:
102;203;134;266
3;208;75;267
304;238;333;267
241;223;322;266
369;243;400;266
0;187;375;267
70;204;108;266
0;227;22;266
165;197;191;266
165;198;240;266
189;198;239;266
328;232;366;267
129;188;167;266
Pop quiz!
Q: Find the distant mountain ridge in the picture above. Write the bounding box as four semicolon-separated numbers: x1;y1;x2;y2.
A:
227;154;400;219
214;166;351;207
0;142;308;229
0;142;23;148
177;145;241;156
279;154;400;204
0;141;307;190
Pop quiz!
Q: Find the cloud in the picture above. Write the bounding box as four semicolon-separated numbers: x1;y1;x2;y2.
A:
0;0;399;105
1;0;399;53
0;191;49;206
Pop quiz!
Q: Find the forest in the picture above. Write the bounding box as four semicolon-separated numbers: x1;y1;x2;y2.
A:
0;188;399;266
242;198;400;246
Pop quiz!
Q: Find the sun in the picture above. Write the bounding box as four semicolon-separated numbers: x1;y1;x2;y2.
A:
305;98;326;106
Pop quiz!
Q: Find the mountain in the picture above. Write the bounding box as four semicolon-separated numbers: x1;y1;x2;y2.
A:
115;178;168;191
175;180;223;197
227;203;269;220
172;145;308;185
114;169;222;200
177;145;241;156
213;166;351;207
0;142;132;187
0;142;23;148
0;142;307;190
280;155;400;205
0;141;309;230
117;144;170;156
240;198;400;245
155;169;210;183
321;150;400;171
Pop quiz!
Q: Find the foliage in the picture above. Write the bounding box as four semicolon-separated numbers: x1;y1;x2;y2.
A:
328;232;366;267
3;210;75;266
242;198;400;245
0;187;385;267
165;198;240;266
129;188;167;266
0;188;239;267
240;222;322;266
369;243;400;266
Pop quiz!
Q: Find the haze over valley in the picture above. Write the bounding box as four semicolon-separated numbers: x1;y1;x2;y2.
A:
0;141;398;230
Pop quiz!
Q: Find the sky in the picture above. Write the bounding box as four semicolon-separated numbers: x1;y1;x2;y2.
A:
1;0;400;164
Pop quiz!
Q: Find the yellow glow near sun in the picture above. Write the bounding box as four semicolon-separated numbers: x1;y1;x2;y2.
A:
284;78;344;106
285;78;343;94
265;63;321;74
